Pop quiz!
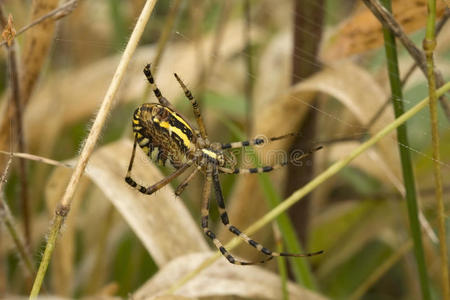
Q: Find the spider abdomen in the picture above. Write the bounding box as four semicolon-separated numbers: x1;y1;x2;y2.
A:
132;103;196;169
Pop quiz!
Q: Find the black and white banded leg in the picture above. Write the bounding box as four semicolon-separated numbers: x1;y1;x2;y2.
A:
143;64;174;108
212;167;323;263
174;72;208;139
125;137;193;195
221;133;299;150
200;167;273;265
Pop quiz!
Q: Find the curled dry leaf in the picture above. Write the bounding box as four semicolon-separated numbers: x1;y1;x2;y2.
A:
321;0;448;61
133;252;328;300
84;139;209;266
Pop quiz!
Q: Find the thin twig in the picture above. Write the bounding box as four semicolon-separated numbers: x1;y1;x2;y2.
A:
0;0;78;48
244;0;253;136
423;0;449;298
0;8;31;248
141;0;182;102
0;150;73;168
0;154;35;279
28;1;159;298
152;0;182;72
273;223;289;300
362;0;450;119
208;1;232;81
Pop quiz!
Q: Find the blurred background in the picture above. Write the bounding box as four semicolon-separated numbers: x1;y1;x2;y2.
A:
0;0;449;299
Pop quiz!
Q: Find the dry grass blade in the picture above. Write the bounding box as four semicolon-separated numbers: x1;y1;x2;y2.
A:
134;252;328;300
85;139;208;266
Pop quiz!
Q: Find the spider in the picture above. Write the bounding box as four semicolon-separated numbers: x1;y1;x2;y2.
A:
125;64;323;265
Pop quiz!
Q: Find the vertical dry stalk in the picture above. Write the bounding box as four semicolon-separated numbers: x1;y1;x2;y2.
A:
423;1;450;298
243;0;252;136
0;154;35;279
0;10;31;247
151;0;182;72
29;0;158;298
0;0;59;170
141;0;182;102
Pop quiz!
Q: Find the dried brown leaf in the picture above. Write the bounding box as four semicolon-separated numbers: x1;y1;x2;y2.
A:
134;252;327;300
1;14;16;47
322;0;448;60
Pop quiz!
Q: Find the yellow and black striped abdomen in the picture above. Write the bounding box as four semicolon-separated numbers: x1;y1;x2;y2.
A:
132;103;196;169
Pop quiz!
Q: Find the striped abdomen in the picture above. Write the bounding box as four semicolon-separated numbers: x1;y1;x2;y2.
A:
132;103;196;169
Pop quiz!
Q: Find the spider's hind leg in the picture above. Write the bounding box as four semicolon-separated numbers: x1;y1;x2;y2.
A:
201;168;273;265
211;167;323;263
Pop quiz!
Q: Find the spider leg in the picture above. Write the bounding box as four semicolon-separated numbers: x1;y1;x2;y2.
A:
143;64;173;108
174;164;202;196
201;166;273;265
212;167;323;261
125;142;192;195
219;146;322;174
219;162;287;174
221;133;301;150
173;73;208;139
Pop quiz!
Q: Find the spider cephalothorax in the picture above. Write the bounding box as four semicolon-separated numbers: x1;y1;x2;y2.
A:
125;64;323;265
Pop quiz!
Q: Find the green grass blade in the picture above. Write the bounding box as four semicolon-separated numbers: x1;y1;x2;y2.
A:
258;173;318;289
380;1;431;299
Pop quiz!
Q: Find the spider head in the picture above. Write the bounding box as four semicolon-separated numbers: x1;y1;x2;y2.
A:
209;143;226;166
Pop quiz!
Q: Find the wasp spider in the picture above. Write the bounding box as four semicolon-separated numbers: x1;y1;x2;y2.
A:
125;64;323;265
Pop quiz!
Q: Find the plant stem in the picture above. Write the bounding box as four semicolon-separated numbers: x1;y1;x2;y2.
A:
259;174;317;289
379;1;431;298
274;224;289;300
424;0;450;298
